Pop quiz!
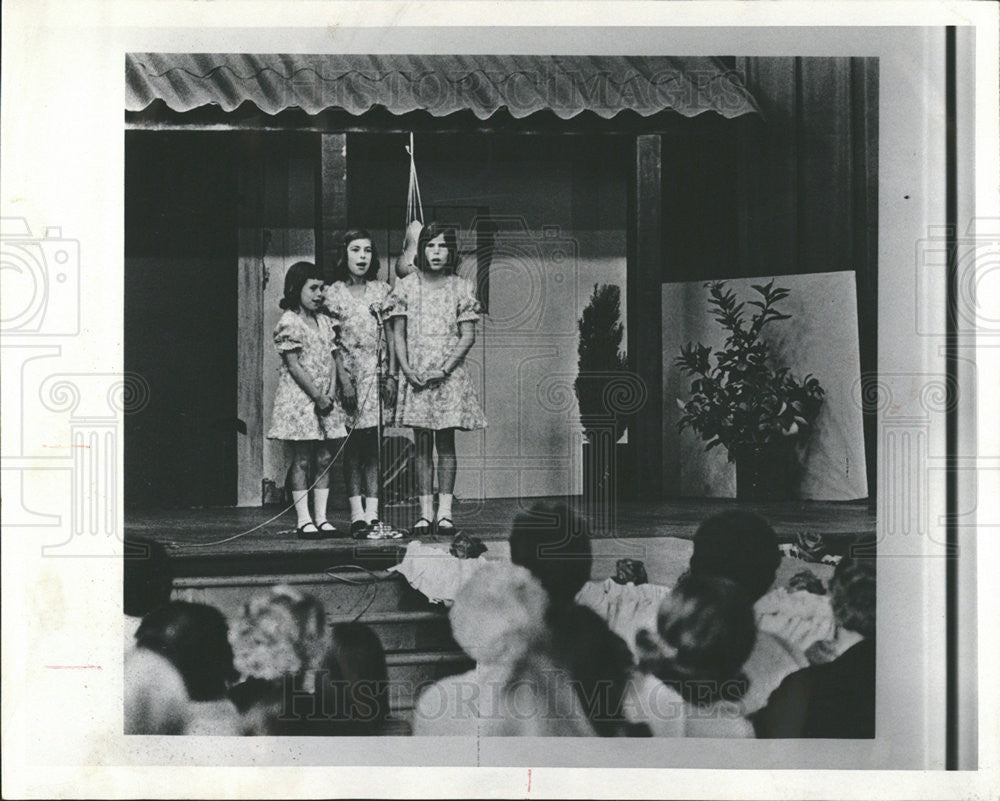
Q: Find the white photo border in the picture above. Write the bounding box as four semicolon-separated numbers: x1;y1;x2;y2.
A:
2;2;997;798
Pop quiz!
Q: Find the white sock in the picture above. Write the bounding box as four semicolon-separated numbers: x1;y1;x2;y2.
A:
292;490;312;527
418;494;435;526
438;493;454;522
349;495;365;523
312;488;330;523
365;497;379;523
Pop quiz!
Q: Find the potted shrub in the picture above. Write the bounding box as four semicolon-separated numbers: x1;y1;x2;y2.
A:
575;284;630;505
675;280;824;501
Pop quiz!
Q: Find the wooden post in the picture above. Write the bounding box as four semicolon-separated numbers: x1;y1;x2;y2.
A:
236;150;265;507
318;133;348;278
628;134;664;498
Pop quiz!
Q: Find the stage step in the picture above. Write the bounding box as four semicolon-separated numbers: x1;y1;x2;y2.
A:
172;569;431;621
171;569;470;718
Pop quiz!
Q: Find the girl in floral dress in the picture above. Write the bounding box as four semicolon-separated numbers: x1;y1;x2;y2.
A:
383;223;487;537
324;230;398;538
267;261;346;538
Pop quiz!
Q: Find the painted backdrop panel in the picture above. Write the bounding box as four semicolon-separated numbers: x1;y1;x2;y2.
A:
662;271;867;500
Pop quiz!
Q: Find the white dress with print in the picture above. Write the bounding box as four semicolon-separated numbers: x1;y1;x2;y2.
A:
324;280;392;430
381;273;487;431
267;310;347;441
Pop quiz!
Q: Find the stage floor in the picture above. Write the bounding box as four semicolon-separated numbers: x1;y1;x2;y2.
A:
125;497;875;577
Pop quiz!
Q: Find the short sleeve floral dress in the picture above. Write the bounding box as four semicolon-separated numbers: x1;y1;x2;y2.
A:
324;280;392;430
382;273;487;431
267;310;347;441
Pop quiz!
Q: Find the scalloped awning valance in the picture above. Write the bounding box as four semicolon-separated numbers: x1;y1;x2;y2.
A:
125;54;762;121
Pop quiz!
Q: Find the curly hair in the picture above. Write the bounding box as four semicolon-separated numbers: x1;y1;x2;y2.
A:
828;557;876;639
230;587;328;680
449;562;549;664
636;574;756;706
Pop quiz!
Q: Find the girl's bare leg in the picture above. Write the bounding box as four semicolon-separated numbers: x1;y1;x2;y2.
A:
289;441;314;527
339;433;366;525
359;429;380;522
435;429;457;495
435;429;457;531
413;427;435;530
308;441;333;528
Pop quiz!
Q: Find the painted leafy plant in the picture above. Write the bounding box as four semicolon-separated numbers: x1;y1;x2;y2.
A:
675;280;824;462
576;283;628;441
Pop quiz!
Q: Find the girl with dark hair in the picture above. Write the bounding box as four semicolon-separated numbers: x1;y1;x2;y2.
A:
267;261;346;538
134;601;243;735
319;622;398;735
382;222;487;537
324;231;398;538
628;574;758;737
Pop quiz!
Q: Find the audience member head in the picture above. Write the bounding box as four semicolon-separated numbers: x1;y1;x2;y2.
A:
315;622;392;733
637;573;757;706
829;556;876;639
509;502;593;605
123;536;172;618
135;601;237;702
546;602;637;736
124;648;190;734
450;562;549;665
689;509;781;601
230;586;327;681
273;585;330;674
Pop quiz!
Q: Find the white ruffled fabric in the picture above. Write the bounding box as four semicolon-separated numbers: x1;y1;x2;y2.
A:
753;587;836;654
574;579;671;656
388;540;492;604
389;539;835;660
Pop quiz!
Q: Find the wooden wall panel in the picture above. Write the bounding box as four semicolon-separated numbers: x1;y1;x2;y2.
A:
236;228;264;507
319;133;348;278
236;135;327;506
236;142;265;507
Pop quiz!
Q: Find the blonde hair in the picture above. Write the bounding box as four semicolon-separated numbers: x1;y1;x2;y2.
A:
449;562;549;665
125;649;190;734
230;586;328;680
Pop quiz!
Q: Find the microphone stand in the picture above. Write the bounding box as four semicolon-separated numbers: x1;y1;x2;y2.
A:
365;304;405;541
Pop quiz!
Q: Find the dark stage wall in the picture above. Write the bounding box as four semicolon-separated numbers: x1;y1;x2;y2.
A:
125;132;239;508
